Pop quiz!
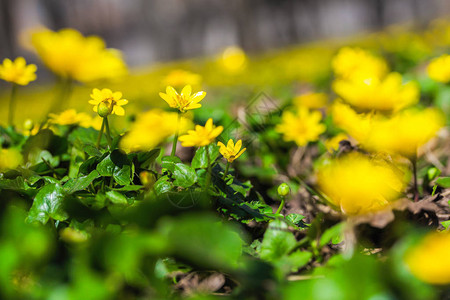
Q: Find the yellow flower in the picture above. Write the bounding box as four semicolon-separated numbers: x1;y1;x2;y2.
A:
179;118;223;147
159;85;206;113
31;28;126;82
316;153;408;215
404;231;450;285
293;92;328;109
89;88;128;117
48;109;92;127
276;107;326;147
332;103;445;158
324;133;349;153
162;69;202;88
427;54;450;83
331;101;373;142
332;47;388;80
217;139;246;163
0;57;37;85
333;72;419;112
0;148;23;171
120;109;192;153
362;108;445;158
219;46;248;73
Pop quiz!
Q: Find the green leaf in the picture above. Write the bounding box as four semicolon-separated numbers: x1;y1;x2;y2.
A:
96;154;115;176
160;213;243;270
137;149;160;168
96;150;132;185
286;250;312;271
191;144;220;169
105;190;129;205
161;156;182;173
154;176;172;195
0;177;32;192
436;177;450;188
84;144;102;157
173;163;198;188
319;222;344;247
441;220;450;230
27;183;68;224
260;220;297;261
63;170;99;194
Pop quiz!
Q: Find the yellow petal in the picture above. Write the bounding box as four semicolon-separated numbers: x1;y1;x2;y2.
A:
159;92;176;107
190;91;206;103
181;85;192;98
112;91;123;100
235;139;242;152
166;86;178;97
226;139;234;149
113;106;125;116
235;148;246;160
116;99;128;106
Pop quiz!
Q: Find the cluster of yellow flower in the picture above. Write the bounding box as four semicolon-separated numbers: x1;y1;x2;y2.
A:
31;28;126;82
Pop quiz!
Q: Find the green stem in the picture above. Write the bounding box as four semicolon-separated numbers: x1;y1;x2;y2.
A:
96;118;105;148
104;117;113;149
412;157;419;202
205;146;212;192
222;161;230;180
276;196;285;215
8;84;17;126
171;112;181;156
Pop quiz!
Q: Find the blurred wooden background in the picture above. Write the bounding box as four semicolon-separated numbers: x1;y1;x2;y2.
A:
0;0;449;66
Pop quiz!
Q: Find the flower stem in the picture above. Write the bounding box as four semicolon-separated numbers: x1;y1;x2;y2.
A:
205;146;212;192
276;196;285;215
171;112;181;156
7;84;17;126
96;118;105;148
104;117;113;149
222;161;230;180
412;157;419;202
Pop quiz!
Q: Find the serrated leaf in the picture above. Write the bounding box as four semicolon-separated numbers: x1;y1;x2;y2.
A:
260;220;297;261
161;156;182;173
27;183;68;224
63;170;99;194
436;177;450;188
191;144;220;169
286;213;305;224
173;163;197;188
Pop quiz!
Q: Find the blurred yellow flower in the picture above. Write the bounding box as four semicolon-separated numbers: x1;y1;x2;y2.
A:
427;54;450;83
333;72;419;112
293;92;328;109
404;231;450;285
324;133;349;153
0;57;37;85
362;108;445;158
219;46;248;73
217;139;246;163
332;103;444;158
89;88;128;117
120;109;192;153
0;148;23;171
31;28;126;82
316;153;408;215
179;118;223;147
48;109;92;127
332;47;388;80
276;107;326;147
159;85;206;113
162;69;202;88
331;101;373;142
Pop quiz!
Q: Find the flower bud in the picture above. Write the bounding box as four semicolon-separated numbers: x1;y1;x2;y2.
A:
23;119;34;131
140;171;156;189
97;101;113;117
277;183;290;197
